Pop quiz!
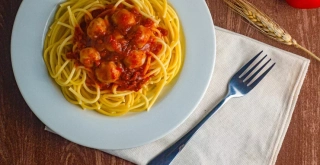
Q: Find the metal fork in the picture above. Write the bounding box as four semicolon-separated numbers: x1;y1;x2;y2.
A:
147;51;276;165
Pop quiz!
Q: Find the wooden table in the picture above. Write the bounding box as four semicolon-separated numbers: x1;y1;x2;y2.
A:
1;0;319;164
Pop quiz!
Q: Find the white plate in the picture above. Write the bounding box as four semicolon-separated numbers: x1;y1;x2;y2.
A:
11;0;216;150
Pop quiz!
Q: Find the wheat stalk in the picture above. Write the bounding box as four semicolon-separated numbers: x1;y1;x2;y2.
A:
223;0;320;62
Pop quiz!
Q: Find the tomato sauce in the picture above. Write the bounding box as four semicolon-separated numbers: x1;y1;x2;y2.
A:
67;3;168;91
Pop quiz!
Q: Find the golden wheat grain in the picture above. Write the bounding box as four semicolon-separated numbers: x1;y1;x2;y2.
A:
223;0;320;62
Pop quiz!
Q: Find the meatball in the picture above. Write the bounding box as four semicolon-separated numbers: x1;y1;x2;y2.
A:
112;9;136;31
105;31;125;52
79;47;101;68
131;25;152;48
87;17;108;39
95;61;121;83
124;50;147;69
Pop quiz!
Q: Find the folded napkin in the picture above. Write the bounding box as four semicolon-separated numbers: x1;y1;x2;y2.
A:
46;27;310;165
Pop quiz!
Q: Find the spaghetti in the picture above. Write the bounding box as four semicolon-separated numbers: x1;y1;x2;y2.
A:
44;0;182;116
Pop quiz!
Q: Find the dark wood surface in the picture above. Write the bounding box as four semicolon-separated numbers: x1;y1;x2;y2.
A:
1;0;319;164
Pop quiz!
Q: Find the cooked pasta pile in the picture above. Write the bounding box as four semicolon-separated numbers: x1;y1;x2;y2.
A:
44;0;182;116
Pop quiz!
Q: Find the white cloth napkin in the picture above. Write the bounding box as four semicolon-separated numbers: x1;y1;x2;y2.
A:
46;27;310;165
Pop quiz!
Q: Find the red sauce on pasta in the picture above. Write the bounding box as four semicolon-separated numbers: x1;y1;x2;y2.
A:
66;3;168;91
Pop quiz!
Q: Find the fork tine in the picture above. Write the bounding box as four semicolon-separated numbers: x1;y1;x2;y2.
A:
245;58;271;83
241;54;267;80
235;51;263;77
249;62;275;88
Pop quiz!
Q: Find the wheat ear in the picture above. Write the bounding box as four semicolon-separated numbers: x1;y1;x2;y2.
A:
223;0;320;62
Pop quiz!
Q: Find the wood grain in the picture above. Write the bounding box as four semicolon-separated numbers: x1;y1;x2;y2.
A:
0;0;319;164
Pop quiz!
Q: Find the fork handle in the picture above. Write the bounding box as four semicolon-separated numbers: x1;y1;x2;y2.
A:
147;95;232;165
